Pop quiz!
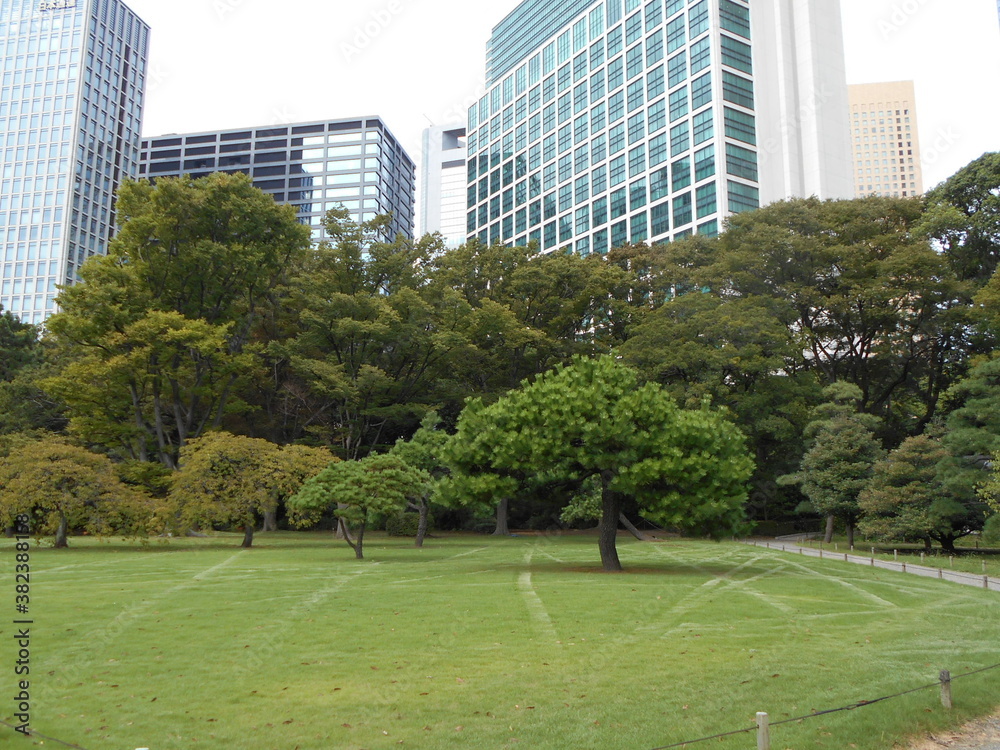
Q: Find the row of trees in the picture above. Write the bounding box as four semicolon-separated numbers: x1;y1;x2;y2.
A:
1;154;999;562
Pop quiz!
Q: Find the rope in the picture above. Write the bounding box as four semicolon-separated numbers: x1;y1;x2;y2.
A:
648;663;1000;750
0;718;92;749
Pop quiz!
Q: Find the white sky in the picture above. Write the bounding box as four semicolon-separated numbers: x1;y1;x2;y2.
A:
127;0;1000;193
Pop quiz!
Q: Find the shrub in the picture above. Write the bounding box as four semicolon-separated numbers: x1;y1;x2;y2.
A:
386;511;422;537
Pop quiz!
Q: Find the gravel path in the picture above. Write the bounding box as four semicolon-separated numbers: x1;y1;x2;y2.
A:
906;712;1000;749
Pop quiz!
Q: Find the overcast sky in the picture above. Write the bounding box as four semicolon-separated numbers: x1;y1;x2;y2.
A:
127;0;999;192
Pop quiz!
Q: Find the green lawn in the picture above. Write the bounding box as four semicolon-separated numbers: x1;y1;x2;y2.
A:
2;532;999;750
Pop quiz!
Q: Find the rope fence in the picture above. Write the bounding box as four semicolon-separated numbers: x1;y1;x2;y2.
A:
648;663;1000;750
748;540;1000;593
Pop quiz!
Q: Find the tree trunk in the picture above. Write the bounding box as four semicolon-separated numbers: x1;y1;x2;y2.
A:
598;472;623;572
415;500;429;548
846;522;855;549
262;509;277;532
492;497;510;536
823;515;835;544
354;520;366;560
336;517;354;545
54;511;68;549
619;513;654;541
938;535;958;554
4;527;13;538
241;524;254;548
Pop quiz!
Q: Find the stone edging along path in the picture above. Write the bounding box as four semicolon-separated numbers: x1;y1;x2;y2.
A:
743;538;1000;594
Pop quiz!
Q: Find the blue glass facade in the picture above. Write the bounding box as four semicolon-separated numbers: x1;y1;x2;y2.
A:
0;0;148;323
140;117;416;243
468;0;760;254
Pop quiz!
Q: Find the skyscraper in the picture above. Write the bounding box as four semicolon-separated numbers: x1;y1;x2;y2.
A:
419;124;468;247
848;81;923;198
751;0;854;205
0;0;149;323
465;0;853;253
140;117;416;243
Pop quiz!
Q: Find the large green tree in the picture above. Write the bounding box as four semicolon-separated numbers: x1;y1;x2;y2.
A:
937;356;1000;515
781;383;884;546
44;173;311;468
859;435;976;552
446;356;753;571
922;152;1000;286
276;211;477;458
668;197;967;442
620;287;821;523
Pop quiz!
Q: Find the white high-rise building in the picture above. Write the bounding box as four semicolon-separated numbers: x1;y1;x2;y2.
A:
0;0;149;323
751;0;854;205
419;125;468;247
465;0;853;254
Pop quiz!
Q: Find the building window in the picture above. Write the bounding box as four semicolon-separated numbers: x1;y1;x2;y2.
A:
724;106;756;145
691;72;712;110
672;156;692;191
720;0;751;40
722;72;754;110
694;145;716;181
671;121;690;156
725;142;758;181
692;108;714;145
673;191;692;226
728;180;760;214
696;182;717;217
721;34;752;73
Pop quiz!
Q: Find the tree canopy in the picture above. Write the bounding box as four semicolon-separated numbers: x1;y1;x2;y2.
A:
445;356;753;571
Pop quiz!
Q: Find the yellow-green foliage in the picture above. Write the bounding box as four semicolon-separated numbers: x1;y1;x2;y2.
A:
0;436;153;543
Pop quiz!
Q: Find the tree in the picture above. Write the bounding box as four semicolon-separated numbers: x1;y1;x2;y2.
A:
446;356;753;571
437;397;532;537
170;431;333;547
278;211;477;459
619;288;822;523
678;197;968;442
0;438;152;547
0;306;40;382
859;435;977;552
387;412;449;547
44;173;311;468
938;356;1000;521
287;454;430;559
781;383;884;546
922;152;1000;286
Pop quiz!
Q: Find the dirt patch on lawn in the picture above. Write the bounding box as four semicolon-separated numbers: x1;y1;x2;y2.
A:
905;712;1000;749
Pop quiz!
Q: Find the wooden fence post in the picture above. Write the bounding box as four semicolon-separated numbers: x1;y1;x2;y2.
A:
757;712;770;750
940;670;952;710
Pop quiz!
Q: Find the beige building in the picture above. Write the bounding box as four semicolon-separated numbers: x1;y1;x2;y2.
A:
848;81;923;198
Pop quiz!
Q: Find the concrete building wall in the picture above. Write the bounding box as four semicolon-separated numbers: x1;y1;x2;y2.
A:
751;0;854;205
419;125;468;247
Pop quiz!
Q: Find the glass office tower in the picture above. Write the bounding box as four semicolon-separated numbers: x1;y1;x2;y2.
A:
0;0;149;323
468;0;762;253
140;117;416;243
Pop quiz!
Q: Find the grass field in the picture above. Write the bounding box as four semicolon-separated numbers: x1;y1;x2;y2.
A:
2;532;999;750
